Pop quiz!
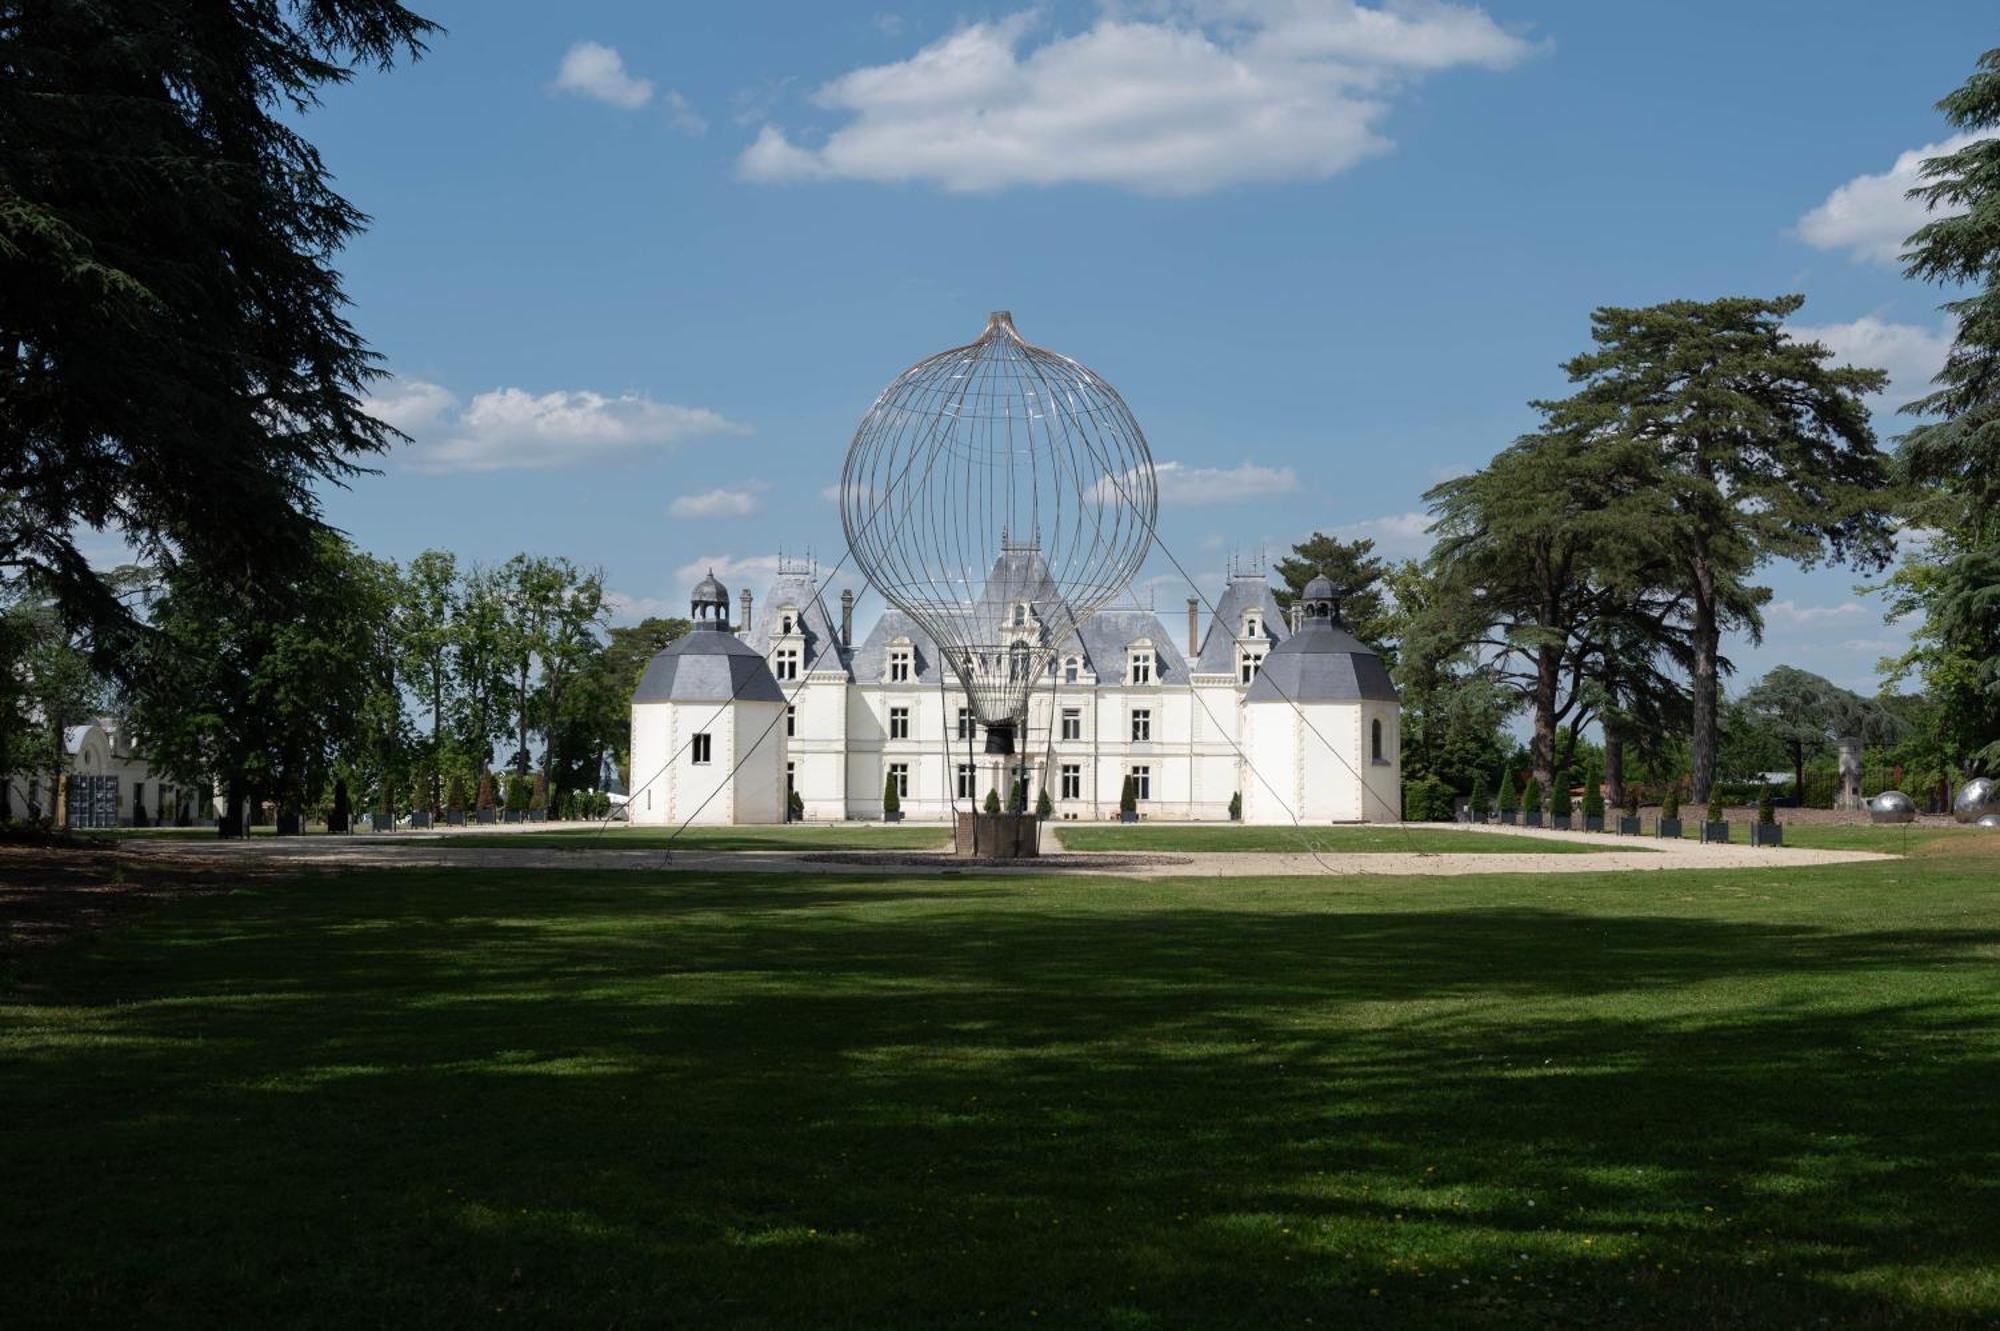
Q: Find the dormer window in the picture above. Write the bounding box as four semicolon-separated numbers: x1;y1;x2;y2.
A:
780;607;797;635
774;647;800;681
889;646;913;682
1013;602;1029;627
1128;645;1154;685
1063;656;1080;685
1239;647;1265;685
1244;611;1261;638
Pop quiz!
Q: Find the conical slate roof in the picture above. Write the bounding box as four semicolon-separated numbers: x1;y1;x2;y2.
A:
1244;612;1397;704
632;623;784;704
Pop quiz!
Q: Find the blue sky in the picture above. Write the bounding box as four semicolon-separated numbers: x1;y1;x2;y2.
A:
304;0;1994;694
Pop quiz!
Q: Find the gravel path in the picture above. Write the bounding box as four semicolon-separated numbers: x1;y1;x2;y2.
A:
110;821;1895;878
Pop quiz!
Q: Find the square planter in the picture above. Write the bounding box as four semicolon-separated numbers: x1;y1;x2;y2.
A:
1550;814;1573;831
407;811;432;830
503;810;525;824
1523;811;1542;828
883;810;904;822
1700;821;1730;844
1582;815;1605;833
276;813;303;836
527;810;546;823
475;808;497;825
369;813;394;833
1497;810;1518;826
1616;815;1642;836
1656;818;1683;839
446;810;465;827
1751;823;1784;848
1119;811;1139;823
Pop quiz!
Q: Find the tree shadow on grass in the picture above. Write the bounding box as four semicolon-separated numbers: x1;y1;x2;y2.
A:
3;868;1998;1327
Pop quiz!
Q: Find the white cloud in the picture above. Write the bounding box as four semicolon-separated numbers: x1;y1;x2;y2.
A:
1786;315;1953;410
1333;510;1432;556
663;89;708;135
739;3;1542;195
1765;599;1866;626
375;377;749;473
552;41;655;110
670;553;783;592
1794;132;1980;265
604;590;686;624
1152;460;1300;505
669;486;764;519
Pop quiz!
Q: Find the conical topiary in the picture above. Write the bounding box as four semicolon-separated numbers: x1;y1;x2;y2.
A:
1469;772;1490;818
1523;777;1542;814
1581;763;1604;819
1035;786;1053;818
1550;776;1572;818
1497;769;1519;813
983;787;1001;814
476;772;495;811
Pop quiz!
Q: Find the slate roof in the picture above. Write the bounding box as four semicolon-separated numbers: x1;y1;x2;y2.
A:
1192;574;1289;675
1244;618;1398;704
1070;607;1187;686
747;569;852;679
632;626;786;704
849;609;944;684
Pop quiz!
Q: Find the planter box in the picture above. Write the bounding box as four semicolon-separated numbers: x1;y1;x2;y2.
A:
954;811;1041;860
446;810;465;827
1700;821;1730;844
883;810;904;823
503;810;525;824
1550;814;1573;831
1750;823;1783;848
1582;815;1605;832
1616;816;1642;836
1656;818;1683;839
527;810;546;823
369;813;394;833
1497;810;1518;826
276;813;303;836
1523;811;1543;828
407;811;432;830
1119;811;1139;823
475;808;497;824
326;812;349;834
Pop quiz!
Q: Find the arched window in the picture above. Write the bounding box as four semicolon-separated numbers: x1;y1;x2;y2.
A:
1063;656;1080;684
1371;718;1384;762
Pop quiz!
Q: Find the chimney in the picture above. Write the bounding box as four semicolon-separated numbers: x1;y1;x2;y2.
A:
1290;603;1302;634
739;587;753;636
1187;598;1200;657
840;588;855;646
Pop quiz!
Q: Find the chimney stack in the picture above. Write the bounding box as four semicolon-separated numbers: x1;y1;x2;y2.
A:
840;588;855;646
1187;597;1200;657
740;587;753;637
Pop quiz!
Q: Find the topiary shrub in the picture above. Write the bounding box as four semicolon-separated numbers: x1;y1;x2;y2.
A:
1757;784;1775;824
984;787;1002;815
1705;788;1725;824
789;788;805;822
1624;789;1639;817
476;772;495;812
883;772;901;817
1523;778;1543;814
1228;790;1242;821
1550;777;1572;818
1035;786;1053;818
507;773;529;814
1118;775;1137;817
530;770;549;814
1581;763;1604;820
1662;786;1680;820
447;776;466;815
1497;769;1518;813
1007;774;1027;813
1468;772;1490;818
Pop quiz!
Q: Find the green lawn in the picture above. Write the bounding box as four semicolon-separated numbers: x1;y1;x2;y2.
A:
6;844;2000;1326
1053;823;1638;853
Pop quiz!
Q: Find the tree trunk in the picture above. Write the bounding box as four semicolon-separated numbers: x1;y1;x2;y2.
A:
516;663;531;775
219;773;247;838
1688;555;1720;805
1531;640;1560;795
1604;724;1626;810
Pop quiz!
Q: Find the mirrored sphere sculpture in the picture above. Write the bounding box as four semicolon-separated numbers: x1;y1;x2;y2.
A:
840;312;1157;754
1867;790;1917;824
1952;776;1998;824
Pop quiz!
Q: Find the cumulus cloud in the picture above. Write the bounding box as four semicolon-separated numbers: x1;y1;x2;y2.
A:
375;377;748;473
739;2;1542;194
663;89;708;135
1153;460;1301;505
552;41;655;110
1764;599;1867;627
669;486;764;519
1333;510;1433;556
670;553;783;592
1794;132;1980;265
1787;315;1953;411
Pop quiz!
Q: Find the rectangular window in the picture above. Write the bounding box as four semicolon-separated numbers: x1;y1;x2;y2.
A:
1060;764;1081;800
786;704;796;737
956;764;976;800
957;707;974;740
1129;651;1154;684
775;648;800;681
889;650;912;682
889;706;910;740
1064;658;1080;684
1131;708;1152;742
1240;650;1264;685
889;762;909;798
786;762;795;797
1129;765;1151;801
692;732;712;765
1061;708;1081;741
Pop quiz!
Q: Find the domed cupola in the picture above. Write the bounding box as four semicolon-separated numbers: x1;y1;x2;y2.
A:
1245;570;1397;704
691;570;731;630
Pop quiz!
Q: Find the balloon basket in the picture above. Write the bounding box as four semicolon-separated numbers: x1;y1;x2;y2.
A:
955;812;1041;860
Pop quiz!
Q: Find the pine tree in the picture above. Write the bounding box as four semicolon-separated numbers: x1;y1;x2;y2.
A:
0;2;438;645
1497;769;1519;813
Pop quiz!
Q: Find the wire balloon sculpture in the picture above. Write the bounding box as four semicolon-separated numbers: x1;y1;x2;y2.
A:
840;311;1158;754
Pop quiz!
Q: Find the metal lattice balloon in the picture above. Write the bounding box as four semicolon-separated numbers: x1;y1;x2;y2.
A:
840;312;1157;754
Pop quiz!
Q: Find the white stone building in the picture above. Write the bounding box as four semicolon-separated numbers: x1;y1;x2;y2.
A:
628;557;1401;826
3;717;205;827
